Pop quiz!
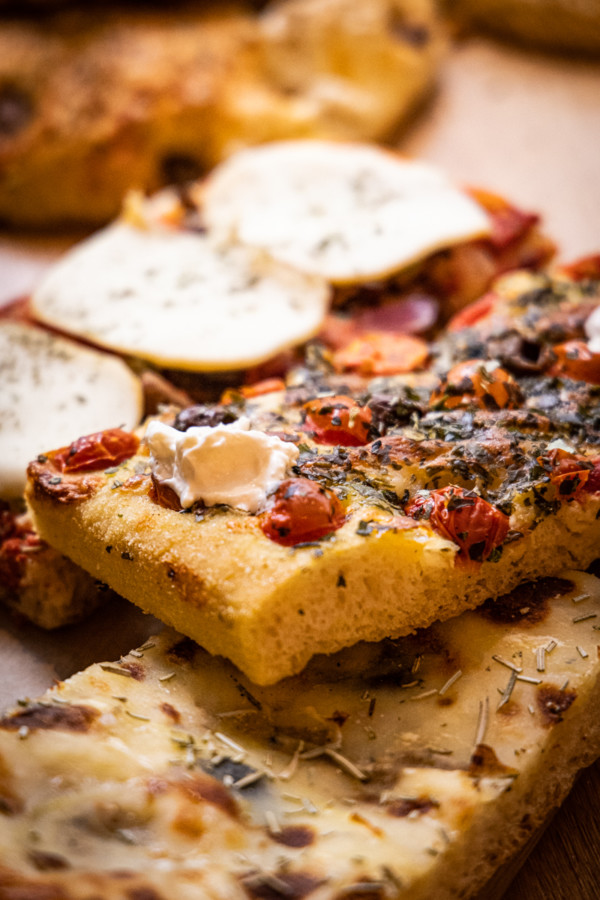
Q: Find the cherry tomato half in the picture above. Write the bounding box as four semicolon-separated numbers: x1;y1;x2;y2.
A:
405;485;509;562
53;428;140;474
468;188;539;250
550;340;600;385
447;292;498;332
260;477;346;546
583;459;600;494
430;359;522;411
537;448;593;497
332;331;429;377
303;395;373;447
557;254;600;282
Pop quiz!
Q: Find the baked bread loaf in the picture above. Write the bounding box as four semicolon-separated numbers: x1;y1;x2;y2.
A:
0;0;444;226
447;0;600;54
0;569;599;896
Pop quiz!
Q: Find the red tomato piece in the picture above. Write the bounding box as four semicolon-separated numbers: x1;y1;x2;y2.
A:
332;331;429;377
447;292;498;332
430;359;522;411
537;448;593;497
303;395;373;447
583;459;600;494
468;188;539;249
558;254;600;282
53;428;140;474
550;340;600;385
260;477;346;546
405;486;509;562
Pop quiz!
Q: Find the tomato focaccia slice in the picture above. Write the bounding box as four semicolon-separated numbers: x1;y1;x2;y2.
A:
26;350;600;684
29;202;329;373
0;571;599;898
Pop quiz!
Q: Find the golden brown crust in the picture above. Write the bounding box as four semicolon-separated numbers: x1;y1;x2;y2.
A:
0;0;444;226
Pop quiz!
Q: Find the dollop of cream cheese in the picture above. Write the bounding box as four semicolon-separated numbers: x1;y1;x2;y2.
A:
585;305;600;353
144;417;299;512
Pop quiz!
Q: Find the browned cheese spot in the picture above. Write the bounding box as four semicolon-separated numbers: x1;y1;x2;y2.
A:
386;795;439;818
437;696;454;707
127;888;166;900
0;870;69;899
333;882;386;899
179;772;239;819
241;871;325;900
117;661;145;681
160;702;181;724
29;850;70;872
468;744;519;778
269;824;315;848
477;577;575;627
167;638;198;664
0;704;98;733
537;685;577;726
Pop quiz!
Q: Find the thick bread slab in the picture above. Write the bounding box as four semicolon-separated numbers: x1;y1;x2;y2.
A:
25;446;600;684
0;320;142;498
30;220;329;372
201;140;491;284
0;570;599;897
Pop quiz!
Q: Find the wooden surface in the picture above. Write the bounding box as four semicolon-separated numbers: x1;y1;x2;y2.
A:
1;32;600;900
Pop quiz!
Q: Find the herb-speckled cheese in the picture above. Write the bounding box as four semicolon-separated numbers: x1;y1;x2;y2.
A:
0;321;142;497
201;140;491;285
30;221;329;372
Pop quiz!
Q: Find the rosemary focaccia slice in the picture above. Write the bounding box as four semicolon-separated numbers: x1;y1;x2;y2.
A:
0;569;599;898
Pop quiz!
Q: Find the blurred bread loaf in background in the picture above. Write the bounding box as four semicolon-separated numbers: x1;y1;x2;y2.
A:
0;0;444;227
447;0;600;54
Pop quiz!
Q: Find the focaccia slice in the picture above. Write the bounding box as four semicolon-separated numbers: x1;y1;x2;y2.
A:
0;570;599;898
25;268;600;683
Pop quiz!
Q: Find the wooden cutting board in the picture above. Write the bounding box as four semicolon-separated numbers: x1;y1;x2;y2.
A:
0;32;599;899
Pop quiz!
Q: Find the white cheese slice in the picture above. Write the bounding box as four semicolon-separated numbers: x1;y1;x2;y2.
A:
0;321;143;498
145;417;299;512
585;304;600;353
201;140;492;285
30;221;329;372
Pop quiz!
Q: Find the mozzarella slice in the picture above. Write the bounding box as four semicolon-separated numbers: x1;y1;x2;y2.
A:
0;321;143;498
201;140;492;285
31;221;329;372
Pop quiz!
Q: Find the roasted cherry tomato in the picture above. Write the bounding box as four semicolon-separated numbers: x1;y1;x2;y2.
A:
447;292;498;332
332;331;429;377
583;459;600;494
260;477;346;546
550;340;600;385
303;395;373;447
557;254;600;282
468;188;539;250
430;359;522;411
537;448;593;497
53;428;140;474
405;485;509;562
